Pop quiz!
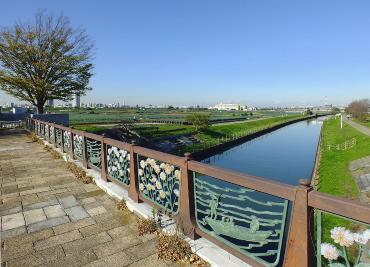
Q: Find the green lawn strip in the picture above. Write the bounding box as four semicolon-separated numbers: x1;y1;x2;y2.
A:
318;117;370;255
177;114;306;154
354;116;370;129
132;124;195;139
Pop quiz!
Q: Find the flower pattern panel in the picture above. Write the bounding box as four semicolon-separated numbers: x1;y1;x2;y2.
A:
106;146;130;185
73;134;83;159
87;138;101;169
137;157;181;214
55;128;62;147
49;126;55;143
45;125;49;140
63;131;71;152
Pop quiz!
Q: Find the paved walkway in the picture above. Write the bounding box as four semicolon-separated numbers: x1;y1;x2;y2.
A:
0;129;171;267
343;116;370;136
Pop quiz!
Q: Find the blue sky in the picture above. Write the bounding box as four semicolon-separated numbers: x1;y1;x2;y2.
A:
0;0;369;107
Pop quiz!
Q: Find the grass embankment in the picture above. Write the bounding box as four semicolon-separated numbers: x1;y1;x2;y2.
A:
180;114;305;153
318;117;370;244
355;115;370;129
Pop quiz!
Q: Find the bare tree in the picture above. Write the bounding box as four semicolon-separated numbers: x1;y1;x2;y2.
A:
0;11;94;113
346;99;369;121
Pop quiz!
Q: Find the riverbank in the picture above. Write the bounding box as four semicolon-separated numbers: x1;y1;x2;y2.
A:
318;116;370;243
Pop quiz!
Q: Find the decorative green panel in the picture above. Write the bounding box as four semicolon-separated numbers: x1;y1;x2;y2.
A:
49;126;55;143
73;134;83;158
55;128;62;147
45;125;49;141
107;145;130;185
137;157;181;214
194;174;288;266
316;210;370;267
63;131;71;152
87;138;101;169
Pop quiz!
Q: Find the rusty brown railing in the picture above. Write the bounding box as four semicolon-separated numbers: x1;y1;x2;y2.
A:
25;117;370;267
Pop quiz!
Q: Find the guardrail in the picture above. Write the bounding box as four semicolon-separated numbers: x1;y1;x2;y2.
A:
0;120;23;129
25;117;370;267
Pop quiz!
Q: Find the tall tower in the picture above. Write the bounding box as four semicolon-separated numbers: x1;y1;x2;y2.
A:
73;94;81;108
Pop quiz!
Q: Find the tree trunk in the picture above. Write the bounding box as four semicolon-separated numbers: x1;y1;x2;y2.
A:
36;103;44;114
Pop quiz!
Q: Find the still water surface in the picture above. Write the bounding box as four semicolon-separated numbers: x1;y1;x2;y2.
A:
203;118;324;185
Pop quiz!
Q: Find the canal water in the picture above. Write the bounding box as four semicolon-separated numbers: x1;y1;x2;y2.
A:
203;118;324;185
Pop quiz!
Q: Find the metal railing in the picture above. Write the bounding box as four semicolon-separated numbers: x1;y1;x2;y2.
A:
25;118;370;267
0;120;23;129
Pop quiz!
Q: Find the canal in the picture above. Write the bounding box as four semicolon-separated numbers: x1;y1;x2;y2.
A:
203;117;324;185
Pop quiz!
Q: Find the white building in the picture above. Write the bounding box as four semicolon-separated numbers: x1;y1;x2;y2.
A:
209;103;249;111
47;99;54;107
73;94;81;108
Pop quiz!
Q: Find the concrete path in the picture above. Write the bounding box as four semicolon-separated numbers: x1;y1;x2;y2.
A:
0;129;171;267
343;116;370;136
350;156;370;203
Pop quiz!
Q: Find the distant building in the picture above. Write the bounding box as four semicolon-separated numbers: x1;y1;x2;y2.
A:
73;94;81;108
47;99;54;107
209;103;250;111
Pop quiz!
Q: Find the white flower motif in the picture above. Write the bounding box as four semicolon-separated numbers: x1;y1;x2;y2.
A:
151;174;157;182
147;184;153;191
119;170;124;177
108;167;111;173
139;183;145;191
112;166;117;172
156;181;162;190
108;148;112;154
159;190;166;199
127;154;130;161
107;155;110;161
164;164;173;175
160;172;166;181
353;232;369;245
160;163;166;169
138;169;144;176
154;165;161;174
174;170;181;180
363;229;370;240
330;227;354;247
321;243;339;260
140;160;146;169
119;156;123;163
174;189;179;196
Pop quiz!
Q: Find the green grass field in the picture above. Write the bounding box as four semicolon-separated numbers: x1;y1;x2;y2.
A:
318;117;370;247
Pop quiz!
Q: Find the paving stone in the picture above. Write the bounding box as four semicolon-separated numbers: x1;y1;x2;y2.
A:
23;198;59;211
43;204;65;218
19;186;50;196
93;235;142;258
63;232;112;255
23;208;47;225
53;217;96;235
84;250;133;267
27;215;70;233
34;229;82;251
5;245;65;267
65;205;89;221
107;225;134;239
38;249;98;267
1;226;27;240
125;239;157;262
128;254;168;267
0;206;22;216
58;195;79;208
87;206;107;217
4;228;54;248
1;212;25;230
81;197;96;204
1;241;34;262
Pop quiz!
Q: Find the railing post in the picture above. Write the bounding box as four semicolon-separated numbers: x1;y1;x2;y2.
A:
179;152;199;239
82;133;89;168
128;141;141;203
100;134;108;181
61;129;65;153
53;124;57;146
70;128;75;159
284;179;315;267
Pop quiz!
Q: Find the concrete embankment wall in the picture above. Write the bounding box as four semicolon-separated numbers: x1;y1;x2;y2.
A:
193;114;325;161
